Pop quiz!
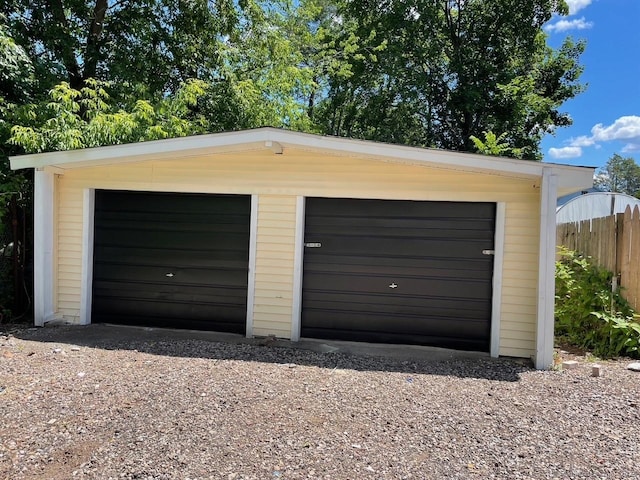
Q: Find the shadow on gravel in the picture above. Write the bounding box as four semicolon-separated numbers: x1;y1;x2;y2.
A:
8;323;531;381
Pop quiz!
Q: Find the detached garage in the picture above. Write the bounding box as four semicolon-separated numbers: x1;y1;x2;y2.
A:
10;128;593;368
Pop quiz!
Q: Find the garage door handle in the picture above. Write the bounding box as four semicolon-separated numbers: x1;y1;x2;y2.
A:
482;250;495;255
304;242;322;248
165;273;175;277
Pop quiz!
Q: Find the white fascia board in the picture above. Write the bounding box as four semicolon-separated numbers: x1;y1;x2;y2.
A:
10;128;595;189
9;133;272;170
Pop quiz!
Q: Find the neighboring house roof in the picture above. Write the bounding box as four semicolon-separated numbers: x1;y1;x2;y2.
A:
557;187;600;207
10;127;594;196
556;191;640;224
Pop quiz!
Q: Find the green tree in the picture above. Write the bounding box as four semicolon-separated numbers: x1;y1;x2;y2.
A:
9;79;212;153
0;15;34;217
1;0;245;95
470;131;523;158
313;0;584;160
594;154;640;197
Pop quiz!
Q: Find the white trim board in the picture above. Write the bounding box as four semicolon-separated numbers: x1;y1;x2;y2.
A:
33;169;56;326
79;189;95;325
290;196;306;342
536;168;559;369
245;194;259;338
490;202;506;358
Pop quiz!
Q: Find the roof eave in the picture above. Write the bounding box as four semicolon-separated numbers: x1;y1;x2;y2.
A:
9;127;594;191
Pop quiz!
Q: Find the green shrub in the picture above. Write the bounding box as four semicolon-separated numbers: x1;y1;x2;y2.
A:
555;247;640;358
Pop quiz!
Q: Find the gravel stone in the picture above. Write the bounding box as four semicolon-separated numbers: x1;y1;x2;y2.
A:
627;362;640;372
1;325;639;479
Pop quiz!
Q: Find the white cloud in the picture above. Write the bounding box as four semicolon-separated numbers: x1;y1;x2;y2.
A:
549;146;583;159
569;135;596;147
622;143;640;153
591;116;640;142
565;0;592;15
550;116;640;159
545;17;593;33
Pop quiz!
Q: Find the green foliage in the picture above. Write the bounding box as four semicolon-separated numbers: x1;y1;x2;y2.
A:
9;79;212;153
594;153;640;197
470;131;524;158
555;247;640;358
314;0;584;159
0;13;34;235
0;15;33;102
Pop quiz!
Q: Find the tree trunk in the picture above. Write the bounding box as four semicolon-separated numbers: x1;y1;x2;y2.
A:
84;0;109;80
46;0;83;89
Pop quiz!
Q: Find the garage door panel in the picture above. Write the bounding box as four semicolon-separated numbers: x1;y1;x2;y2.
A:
94;247;247;269
302;253;492;273
305;221;494;240
307;312;487;349
92;309;244;333
94;228;249;251
305;197;495;218
303;327;487;351
93;297;246;321
101;191;250;214
302;294;490;320
302;310;489;338
303;273;492;299
100;221;245;235
92;190;250;333
303;236;491;259
93;279;248;300
301;198;495;352
303;261;493;280
93;264;248;287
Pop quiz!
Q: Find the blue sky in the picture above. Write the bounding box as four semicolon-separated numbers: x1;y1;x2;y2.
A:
540;0;640;170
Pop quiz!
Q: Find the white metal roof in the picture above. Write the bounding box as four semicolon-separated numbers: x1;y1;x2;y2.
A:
10;127;594;193
557;192;640;223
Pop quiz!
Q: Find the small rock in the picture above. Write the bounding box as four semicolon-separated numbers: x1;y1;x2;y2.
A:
627;362;640;372
77;372;86;378
53;348;63;354
71;346;81;351
563;360;579;370
591;365;603;377
259;335;277;346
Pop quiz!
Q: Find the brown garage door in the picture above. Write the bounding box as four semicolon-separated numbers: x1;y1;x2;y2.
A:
92;190;250;333
301;198;496;351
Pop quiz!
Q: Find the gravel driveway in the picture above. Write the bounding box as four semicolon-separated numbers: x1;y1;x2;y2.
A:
1;325;639;480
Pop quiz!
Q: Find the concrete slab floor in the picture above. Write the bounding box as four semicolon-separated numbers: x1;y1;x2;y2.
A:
24;321;493;364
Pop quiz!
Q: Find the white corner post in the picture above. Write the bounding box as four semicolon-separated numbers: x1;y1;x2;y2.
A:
535;168;559;369
79;189;95;325
290;196;305;342
34;169;56;326
490;202;506;358
245;194;259;338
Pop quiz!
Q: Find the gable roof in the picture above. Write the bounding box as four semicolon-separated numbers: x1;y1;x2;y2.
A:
9;127;593;192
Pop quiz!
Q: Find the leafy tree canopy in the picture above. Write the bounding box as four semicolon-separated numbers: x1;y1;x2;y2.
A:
10;79;213;153
594;154;640;198
313;0;584;160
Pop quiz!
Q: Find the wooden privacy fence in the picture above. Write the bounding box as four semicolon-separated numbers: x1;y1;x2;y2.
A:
557;206;640;310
